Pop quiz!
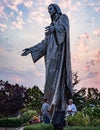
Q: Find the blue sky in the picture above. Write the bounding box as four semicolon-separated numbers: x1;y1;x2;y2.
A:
0;0;100;91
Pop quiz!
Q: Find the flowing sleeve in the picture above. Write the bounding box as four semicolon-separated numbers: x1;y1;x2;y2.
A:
30;39;47;63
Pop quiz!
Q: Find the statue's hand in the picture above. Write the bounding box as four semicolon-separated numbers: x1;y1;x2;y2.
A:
45;25;54;36
21;48;31;56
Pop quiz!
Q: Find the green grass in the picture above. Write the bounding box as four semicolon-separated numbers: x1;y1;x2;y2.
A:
24;124;100;130
24;123;53;130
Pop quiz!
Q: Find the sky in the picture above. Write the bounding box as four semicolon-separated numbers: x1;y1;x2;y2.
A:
0;0;100;92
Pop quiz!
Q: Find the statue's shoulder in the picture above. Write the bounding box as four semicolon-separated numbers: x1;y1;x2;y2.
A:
61;14;69;21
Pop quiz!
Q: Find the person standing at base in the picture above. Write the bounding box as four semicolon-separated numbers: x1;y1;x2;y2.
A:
41;98;51;124
66;99;77;116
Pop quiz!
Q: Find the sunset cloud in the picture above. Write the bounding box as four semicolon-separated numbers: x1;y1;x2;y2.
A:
11;11;25;29
85;0;100;12
72;54;81;66
85;50;100;71
80;70;100;90
93;29;100;37
85;60;95;71
44;0;54;6
0;5;8;19
24;0;33;8
76;33;94;53
95;50;100;63
6;0;23;12
86;71;99;79
94;7;100;12
59;0;81;12
0;23;7;32
28;7;47;25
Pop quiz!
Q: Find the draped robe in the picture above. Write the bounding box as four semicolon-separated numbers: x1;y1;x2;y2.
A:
30;14;72;110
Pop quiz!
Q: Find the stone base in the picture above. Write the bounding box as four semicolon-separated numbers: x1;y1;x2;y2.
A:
52;110;66;130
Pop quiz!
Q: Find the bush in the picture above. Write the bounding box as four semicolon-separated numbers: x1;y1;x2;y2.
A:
0;117;21;127
64;126;100;130
24;123;53;130
0;110;37;127
82;106;100;120
21;110;37;123
66;112;90;126
91;118;100;126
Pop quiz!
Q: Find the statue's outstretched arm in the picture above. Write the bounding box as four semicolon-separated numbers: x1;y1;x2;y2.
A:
21;38;47;63
21;48;31;56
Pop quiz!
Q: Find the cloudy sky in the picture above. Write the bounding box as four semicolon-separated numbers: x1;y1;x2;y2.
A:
0;0;100;91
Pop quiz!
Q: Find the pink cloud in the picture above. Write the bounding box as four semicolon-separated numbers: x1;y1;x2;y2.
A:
72;54;80;65
85;65;90;72
96;50;100;58
11;13;25;30
0;23;7;32
94;7;100;12
85;1;100;13
59;0;81;12
45;0;54;6
6;0;23;12
86;71;99;79
11;21;23;29
95;50;100;63
79;77;100;91
93;29;100;37
28;7;47;25
0;5;8;19
35;69;44;77
85;1;95;7
81;71;100;91
85;50;100;71
76;33;89;52
59;0;72;9
24;0;33;8
85;60;95;71
78;33;93;41
76;33;94;53
12;75;24;83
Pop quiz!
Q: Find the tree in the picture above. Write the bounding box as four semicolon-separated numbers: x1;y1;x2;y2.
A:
71;72;86;110
72;71;80;87
73;87;86;110
86;87;100;106
24;86;44;113
0;80;27;117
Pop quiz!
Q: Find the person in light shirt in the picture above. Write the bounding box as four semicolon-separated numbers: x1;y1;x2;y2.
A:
66;99;77;116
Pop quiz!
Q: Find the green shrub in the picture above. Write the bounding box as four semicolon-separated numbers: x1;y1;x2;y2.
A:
66;112;90;126
91;118;100;126
21;110;37;123
24;123;53;130
20;108;29;113
82;106;100;120
64;126;100;130
0;110;37;127
0;117;21;127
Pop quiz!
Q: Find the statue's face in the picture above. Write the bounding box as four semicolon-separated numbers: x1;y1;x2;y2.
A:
48;5;56;16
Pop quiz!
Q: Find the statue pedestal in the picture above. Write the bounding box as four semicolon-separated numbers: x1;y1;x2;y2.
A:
52;110;66;130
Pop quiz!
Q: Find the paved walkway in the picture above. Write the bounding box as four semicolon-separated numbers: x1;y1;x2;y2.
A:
15;127;24;130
